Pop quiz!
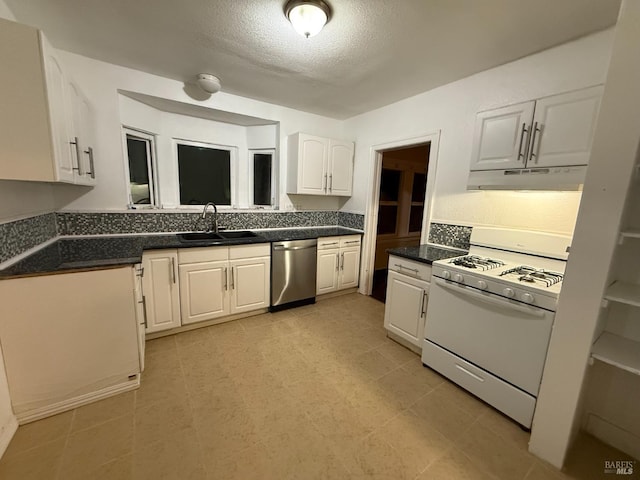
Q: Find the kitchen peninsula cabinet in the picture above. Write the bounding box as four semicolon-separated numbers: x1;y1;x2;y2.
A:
0;17;96;185
287;133;354;196
316;235;361;295
470;86;603;171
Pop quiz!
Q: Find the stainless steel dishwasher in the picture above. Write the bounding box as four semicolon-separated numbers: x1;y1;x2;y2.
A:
271;239;317;311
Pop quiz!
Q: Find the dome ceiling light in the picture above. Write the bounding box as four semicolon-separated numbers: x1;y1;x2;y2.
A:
284;0;332;38
196;73;221;94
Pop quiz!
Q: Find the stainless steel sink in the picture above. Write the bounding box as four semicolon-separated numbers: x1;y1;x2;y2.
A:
177;232;223;242
218;231;259;239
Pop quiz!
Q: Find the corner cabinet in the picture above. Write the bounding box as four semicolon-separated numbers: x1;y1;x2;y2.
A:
316;235;361;295
470;86;603;172
0;17;96;185
287;133;354;197
384;256;431;348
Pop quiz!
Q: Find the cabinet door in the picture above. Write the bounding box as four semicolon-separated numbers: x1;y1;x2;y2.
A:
142;250;181;333
133;265;145;372
298;134;328;195
328;140;354;196
338;246;360;290
527;86;603;168
230;257;270;314
179;260;229;324
317;248;339;295
42;46;76;183
384;270;428;347
470;101;535;171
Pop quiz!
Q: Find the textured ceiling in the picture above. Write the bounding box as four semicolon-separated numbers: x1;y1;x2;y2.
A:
6;0;621;119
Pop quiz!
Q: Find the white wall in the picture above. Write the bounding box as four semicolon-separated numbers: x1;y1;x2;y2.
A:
343;29;614;235
0;0;56;223
53;51;346;212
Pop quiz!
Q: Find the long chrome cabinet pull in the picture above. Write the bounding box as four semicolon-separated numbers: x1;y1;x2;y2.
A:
340;252;345;271
85;147;95;179
344;240;359;245
394;263;419;274
420;291;427;317
517;123;528;161
329;174;333;192
321;242;339;247
323;173;327;193
171;257;176;283
70;137;83;174
224;267;228;291
140;295;148;328
335;254;339;272
231;267;235;290
528;122;541;163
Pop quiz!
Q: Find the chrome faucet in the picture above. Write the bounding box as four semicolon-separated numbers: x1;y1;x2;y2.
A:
201;202;218;233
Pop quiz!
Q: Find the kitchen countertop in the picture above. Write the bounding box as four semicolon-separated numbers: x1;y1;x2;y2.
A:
387;244;466;265
0;227;362;279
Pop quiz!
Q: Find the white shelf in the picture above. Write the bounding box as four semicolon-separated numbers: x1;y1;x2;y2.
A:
620;228;640;240
592;332;640;376
604;281;640;307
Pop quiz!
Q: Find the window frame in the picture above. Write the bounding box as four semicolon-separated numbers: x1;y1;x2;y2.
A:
122;127;159;208
173;138;238;209
249;149;277;209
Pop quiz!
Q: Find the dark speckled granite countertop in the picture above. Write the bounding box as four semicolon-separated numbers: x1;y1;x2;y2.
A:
0;227;362;279
387;244;466;265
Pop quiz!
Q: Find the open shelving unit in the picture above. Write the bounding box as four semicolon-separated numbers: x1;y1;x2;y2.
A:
592;332;640;376
604;281;640;307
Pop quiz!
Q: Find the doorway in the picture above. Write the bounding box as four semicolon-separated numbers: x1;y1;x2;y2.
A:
371;144;431;302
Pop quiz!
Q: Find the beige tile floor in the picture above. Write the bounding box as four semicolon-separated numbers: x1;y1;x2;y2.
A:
0;293;637;479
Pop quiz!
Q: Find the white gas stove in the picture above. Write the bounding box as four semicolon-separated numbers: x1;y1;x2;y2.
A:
422;227;571;428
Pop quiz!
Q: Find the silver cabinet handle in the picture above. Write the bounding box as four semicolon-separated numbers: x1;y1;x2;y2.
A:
344;240;360;245
140;295;148;328
70;137;83;174
136;266;144;277
340;252;345;271
394;263;419;274
528;122;541;164
335;253;339;272
224;267;228;291
84;147;95;179
171;257;176;284
420;290;428;318
321;241;338;246
231;266;235;290
323;173;328;193
329;174;333;192
517;123;528;161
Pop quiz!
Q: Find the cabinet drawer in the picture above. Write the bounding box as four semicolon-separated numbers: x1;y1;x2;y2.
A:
339;235;361;248
388;255;431;282
178;246;228;265
317;236;341;250
422;340;536;428
229;243;270;260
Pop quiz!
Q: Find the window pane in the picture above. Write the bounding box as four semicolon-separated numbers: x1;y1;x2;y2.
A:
409;205;424;233
127;136;152;205
253;153;272;206
412;173;426;202
377;206;398;234
178;144;231;205
379;169;401;201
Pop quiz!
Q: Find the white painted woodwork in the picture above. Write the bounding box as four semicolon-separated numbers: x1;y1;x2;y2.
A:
179;260;229;324
317;237;341;250
287;132;354;196
591;332;640;376
133;265;145;372
384;269;428;347
339;235;361;248
228;243;270;260
178;246;227;265
470;101;535;171
142;250;181;333
0;267;140;418
230;256;270;314
0;342;18;458
388;256;432;283
530;86;603;168
604;281;640;307
328;140;354;196
339;247;360;289
317;248;340;295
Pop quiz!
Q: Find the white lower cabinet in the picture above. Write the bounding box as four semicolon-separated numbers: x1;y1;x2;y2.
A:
133;264;146;372
179;260;229;324
230;256;270;314
142;250;181;334
384;256;431;348
316;235;361;295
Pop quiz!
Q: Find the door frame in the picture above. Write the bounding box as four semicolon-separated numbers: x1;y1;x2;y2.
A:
360;131;441;295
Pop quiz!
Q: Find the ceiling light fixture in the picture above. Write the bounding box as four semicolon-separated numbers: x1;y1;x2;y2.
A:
196;73;221;94
285;0;332;38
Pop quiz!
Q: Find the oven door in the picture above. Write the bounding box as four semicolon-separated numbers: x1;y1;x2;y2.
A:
424;277;554;396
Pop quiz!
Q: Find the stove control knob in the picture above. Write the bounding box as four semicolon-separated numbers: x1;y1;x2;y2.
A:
521;293;535;304
477;280;488;290
442;270;451;280
453;273;464;283
503;288;515;298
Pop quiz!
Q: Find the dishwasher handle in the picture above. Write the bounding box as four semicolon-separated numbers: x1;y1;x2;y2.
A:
273;243;317;251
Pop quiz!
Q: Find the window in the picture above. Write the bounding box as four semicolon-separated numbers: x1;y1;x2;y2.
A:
251;150;276;207
124;129;157;206
176;140;234;206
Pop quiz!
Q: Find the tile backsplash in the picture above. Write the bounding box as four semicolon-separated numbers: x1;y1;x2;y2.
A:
0;213;58;264
428;222;472;250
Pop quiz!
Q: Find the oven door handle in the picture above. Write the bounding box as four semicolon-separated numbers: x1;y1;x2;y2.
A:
433;278;547;318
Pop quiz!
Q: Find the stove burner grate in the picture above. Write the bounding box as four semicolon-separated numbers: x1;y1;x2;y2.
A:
500;266;563;287
450;255;505;271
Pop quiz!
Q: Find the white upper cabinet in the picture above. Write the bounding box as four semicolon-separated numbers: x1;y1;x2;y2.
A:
470;86;603;172
287;133;354;196
0;18;96;185
470;101;535;171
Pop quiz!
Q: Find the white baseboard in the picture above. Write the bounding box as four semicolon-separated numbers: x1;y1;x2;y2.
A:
0;415;18;458
585;413;640;460
16;376;140;425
